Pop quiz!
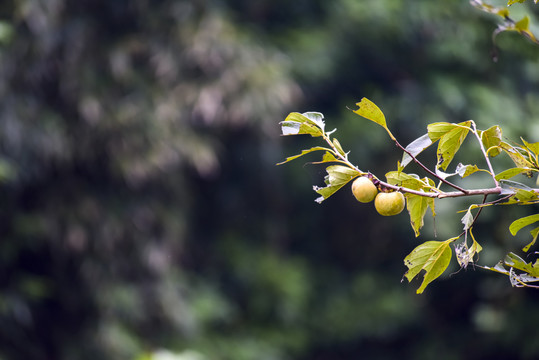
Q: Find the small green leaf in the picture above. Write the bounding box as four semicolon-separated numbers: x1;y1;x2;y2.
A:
436;121;471;171
495;167;533;181
515;15;530;31
508;0;527;5
406;194;435;237
314;165;360;203
480;125;502;157
277;146;332;165
523;226;539;252
521;137;539;157
509;213;539;236
401;133;433;169
320;151;339;163
403;238;454;294
352;98;395;140
332;138;346;157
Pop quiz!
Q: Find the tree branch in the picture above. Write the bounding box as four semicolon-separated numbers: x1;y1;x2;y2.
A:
394;140;469;194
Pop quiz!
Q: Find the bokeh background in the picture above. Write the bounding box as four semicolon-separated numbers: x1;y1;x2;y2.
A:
1;0;539;359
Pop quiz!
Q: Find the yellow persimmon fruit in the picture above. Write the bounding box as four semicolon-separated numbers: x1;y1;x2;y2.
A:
374;192;405;216
351;176;378;203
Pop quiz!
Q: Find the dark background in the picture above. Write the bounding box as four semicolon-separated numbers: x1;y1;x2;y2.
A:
1;0;539;359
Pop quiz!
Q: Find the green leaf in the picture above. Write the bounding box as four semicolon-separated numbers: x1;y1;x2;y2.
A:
352;98;395;140
385;171;435;191
281;112;325;137
427;122;457;142
495;167;533;181
314;165;360;203
523;226;539;252
332;138;346;157
480;125;502;157
514;188;539;202
509;213;539;236
320;151;339;163
277;146;332;165
403;238;454;294
406;194;435;237
436;121;471;171
508;0;527;5
401;133;433;169
521;137;539;157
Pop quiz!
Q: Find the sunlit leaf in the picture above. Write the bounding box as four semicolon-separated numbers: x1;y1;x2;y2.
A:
277;146;332;165
401;133;433;169
406;194;435;237
403;238;454;294
320;151;339;163
521;137;539;157
314;165;360;203
352;98;395;140
509;213;539;236
281;112;325;137
436;121;471;171
499;142;534;175
480;125;502;157
427;122;457;142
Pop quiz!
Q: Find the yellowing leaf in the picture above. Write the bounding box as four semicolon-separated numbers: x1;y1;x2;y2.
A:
406;194;435;237
403;238;454;294
480;125;502;157
352;98;395;140
436;121;471;171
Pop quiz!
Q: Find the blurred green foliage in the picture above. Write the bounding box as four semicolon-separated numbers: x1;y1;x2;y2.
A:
1;0;539;359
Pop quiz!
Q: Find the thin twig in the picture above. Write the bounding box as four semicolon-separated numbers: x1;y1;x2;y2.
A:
470;121;500;188
394;140;469;194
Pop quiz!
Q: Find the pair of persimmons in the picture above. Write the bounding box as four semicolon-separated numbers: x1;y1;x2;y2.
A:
351;177;405;216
